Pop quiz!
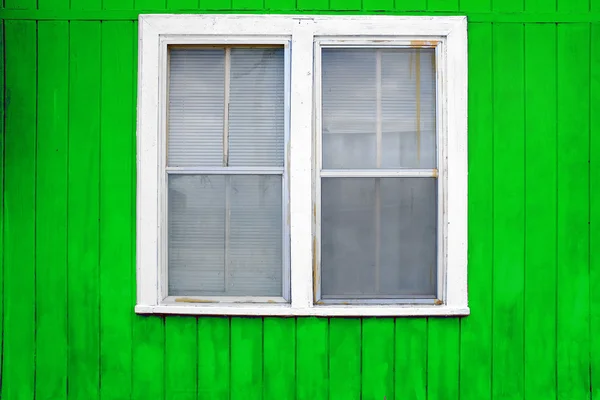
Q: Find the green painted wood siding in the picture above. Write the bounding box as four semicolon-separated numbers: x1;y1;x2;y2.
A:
1;1;599;399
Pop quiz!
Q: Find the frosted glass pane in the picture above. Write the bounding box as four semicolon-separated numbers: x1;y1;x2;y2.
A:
320;177;437;298
229;48;285;167
322;48;436;169
168;174;282;296
168;49;225;167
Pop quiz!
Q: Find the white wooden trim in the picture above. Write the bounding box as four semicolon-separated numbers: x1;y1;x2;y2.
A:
136;304;470;316
289;21;314;309
444;17;468;308
136;14;468;316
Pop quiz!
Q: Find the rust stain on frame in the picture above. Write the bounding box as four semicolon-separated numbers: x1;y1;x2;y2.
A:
174;297;218;303
410;39;439;48
434;299;443;305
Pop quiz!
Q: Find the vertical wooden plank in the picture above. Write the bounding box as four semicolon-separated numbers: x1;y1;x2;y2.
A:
395;0;425;11
198;317;230;400
297;0;328;12
460;0;490;12
264;0;294;11
493;0;523;12
230;318;263;400
395;319;427;400
557;23;591;400
166;317;198;400
38;0;69;10
525;0;555;12
362;318;394;400
427;0;458;12
1;20;36;400
135;0;166;9
296;317;328;400
558;0;588;12
232;0;263;11
263;318;296;400
362;0;393;12
492;22;525;400
68;21;101;400
428;319;460;400
0;19;4;368
71;0;101;11
200;0;231;11
132;317;166;400
330;0;359;10
36;20;69;400
329;318;360;400
4;0;35;9
99;21;135;400
167;0;197;8
591;22;600;400
523;23;558;400
104;0;133;11
459;22;493;400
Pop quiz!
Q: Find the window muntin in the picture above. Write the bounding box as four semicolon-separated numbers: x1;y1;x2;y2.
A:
315;45;441;304
165;45;289;300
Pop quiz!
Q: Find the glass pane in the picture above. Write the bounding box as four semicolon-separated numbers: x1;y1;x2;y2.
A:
229;48;285;167
168;49;225;167
322;48;436;169
168;174;283;297
320;177;437;298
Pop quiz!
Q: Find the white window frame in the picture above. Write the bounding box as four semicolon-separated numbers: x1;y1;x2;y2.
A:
136;14;468;317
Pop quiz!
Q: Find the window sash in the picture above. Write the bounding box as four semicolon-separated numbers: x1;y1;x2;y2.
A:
313;40;447;304
159;42;292;303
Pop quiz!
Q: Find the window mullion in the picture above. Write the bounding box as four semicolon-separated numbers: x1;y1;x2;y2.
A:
289;21;315;309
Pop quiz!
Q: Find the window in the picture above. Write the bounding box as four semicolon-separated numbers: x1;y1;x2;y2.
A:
136;14;468;316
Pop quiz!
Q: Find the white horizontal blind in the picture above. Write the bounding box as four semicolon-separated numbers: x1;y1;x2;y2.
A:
229;48;285;166
167;47;285;298
320;48;438;300
322;48;436;169
168;49;225;167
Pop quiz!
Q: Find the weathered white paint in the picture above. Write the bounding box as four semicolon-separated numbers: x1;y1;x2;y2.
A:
136;14;469;317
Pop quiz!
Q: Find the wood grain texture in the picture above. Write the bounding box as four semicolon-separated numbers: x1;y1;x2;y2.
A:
35;20;69;400
263;318;296;400
198;317;230;400
427;0;458;12
166;317;198;400
557;23;591;400
68;21;101;400
329;318;361;400
230;318;263;400
2;20;36;400
459;21;493;400
362;0;393;12
362;318;394;400
99;21;135;400
492;22;525;400
428;318;459;400
395;319;427;400
524;22;557;400
132;316;165;400
296;318;328;400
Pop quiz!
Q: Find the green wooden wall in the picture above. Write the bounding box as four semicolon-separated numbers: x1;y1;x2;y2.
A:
1;0;599;398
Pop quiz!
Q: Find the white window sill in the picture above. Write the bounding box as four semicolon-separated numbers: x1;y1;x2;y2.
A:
135;303;470;317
